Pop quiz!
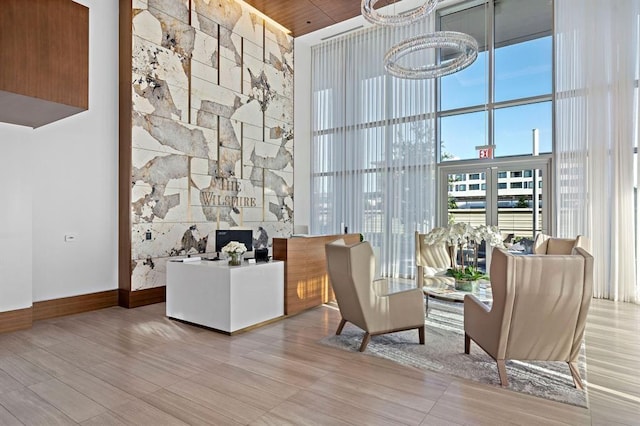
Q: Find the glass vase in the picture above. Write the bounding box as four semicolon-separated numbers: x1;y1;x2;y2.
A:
228;253;242;266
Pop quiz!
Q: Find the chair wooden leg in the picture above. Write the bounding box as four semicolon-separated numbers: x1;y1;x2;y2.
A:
359;333;371;352
464;333;470;354
418;326;425;345
568;362;584;390
336;318;347;335
496;360;508;387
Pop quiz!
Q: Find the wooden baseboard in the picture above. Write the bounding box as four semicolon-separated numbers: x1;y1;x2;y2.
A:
118;286;165;308
0;307;33;333
33;290;119;321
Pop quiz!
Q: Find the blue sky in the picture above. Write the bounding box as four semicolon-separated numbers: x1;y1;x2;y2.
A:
440;37;553;160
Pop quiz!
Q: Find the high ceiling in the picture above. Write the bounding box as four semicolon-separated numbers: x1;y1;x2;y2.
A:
243;0;397;37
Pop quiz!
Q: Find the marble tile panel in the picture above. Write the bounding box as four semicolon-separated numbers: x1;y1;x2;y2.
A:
132;221;216;260
192;29;218;69
190;75;221;113
148;0;190;24
192;0;242;34
132;9;163;45
190;157;209;176
263;194;293;223
263;122;294;150
230;207;263;224
132;74;189;122
265;93;293;124
146;6;195;59
248;221;293;244
191;59;217;85
262;170;293;197
132;147;173;170
243;122;263;141
243;38;263;62
242;138;258;166
263;61;292;97
132;257;169;290
232;9;264;45
219;27;242;65
218;117;241;149
243;55;265;97
249;143;294;174
190;10;217;38
131;184;189;225
197;86;247;119
133;0;148;10
133;113;212;158
218;56;242;93
232;98;263;127
264;25;293;58
133;36;189;91
216;146;242;178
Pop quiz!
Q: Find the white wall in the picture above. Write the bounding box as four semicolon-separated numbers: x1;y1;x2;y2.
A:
0;0;118;310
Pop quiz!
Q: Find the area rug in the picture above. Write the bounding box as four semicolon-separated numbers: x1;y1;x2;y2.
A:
319;300;588;408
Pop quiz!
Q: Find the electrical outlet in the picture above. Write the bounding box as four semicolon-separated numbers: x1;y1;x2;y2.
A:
64;234;78;242
145;230;152;240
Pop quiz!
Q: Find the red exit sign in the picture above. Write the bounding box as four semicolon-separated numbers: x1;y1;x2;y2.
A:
477;146;494;159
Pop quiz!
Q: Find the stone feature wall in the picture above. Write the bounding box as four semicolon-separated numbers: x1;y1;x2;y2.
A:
129;0;294;290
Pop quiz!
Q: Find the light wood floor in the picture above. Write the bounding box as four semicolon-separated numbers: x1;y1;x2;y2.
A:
0;298;638;425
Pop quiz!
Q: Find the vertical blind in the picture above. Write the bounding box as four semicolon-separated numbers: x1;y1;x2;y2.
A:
310;17;437;278
555;0;640;303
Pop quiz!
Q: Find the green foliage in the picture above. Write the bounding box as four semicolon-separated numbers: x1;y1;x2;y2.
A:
446;266;488;281
516;196;528;208
448;197;458;209
359;233;364;242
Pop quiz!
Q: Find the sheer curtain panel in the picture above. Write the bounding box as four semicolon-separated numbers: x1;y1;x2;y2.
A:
555;0;640;303
311;17;437;278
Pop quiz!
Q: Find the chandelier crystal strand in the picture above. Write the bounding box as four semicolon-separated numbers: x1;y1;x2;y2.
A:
361;0;439;26
384;31;478;79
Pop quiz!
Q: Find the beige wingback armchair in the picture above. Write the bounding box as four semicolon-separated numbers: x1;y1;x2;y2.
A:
533;233;590;254
415;231;455;288
464;247;593;388
326;241;426;352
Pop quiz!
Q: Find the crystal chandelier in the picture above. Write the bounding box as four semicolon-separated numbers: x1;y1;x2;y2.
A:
361;0;439;26
384;31;478;79
361;0;478;79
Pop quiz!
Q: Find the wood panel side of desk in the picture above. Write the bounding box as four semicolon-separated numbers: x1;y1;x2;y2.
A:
273;234;360;315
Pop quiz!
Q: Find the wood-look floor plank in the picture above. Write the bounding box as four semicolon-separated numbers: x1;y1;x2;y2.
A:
0;298;637;424
287;389;412;425
141;388;243;426
250;400;353;426
0;353;54;386
0;387;76;425
0;403;22;426
0;368;24;395
106;399;190;426
29;378;107;422
55;369;134;409
166;379;267;424
84;361;161;397
81;411;129;426
18;348;80;378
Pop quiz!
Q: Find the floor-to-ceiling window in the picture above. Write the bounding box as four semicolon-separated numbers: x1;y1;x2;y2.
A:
436;0;553;250
310;15;437;278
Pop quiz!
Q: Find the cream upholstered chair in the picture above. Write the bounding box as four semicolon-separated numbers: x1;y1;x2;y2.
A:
415;230;455;288
326;240;426;352
533;233;590;254
464;247;593;388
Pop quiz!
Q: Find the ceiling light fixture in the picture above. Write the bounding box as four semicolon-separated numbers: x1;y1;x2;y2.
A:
361;0;439;26
384;31;478;79
360;0;478;79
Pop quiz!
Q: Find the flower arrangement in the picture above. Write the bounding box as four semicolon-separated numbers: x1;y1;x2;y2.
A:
424;223;504;286
221;241;248;255
222;241;247;265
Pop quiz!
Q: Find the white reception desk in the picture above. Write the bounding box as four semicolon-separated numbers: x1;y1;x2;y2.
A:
166;260;284;334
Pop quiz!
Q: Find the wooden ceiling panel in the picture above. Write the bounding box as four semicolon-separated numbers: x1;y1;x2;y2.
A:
244;0;400;37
